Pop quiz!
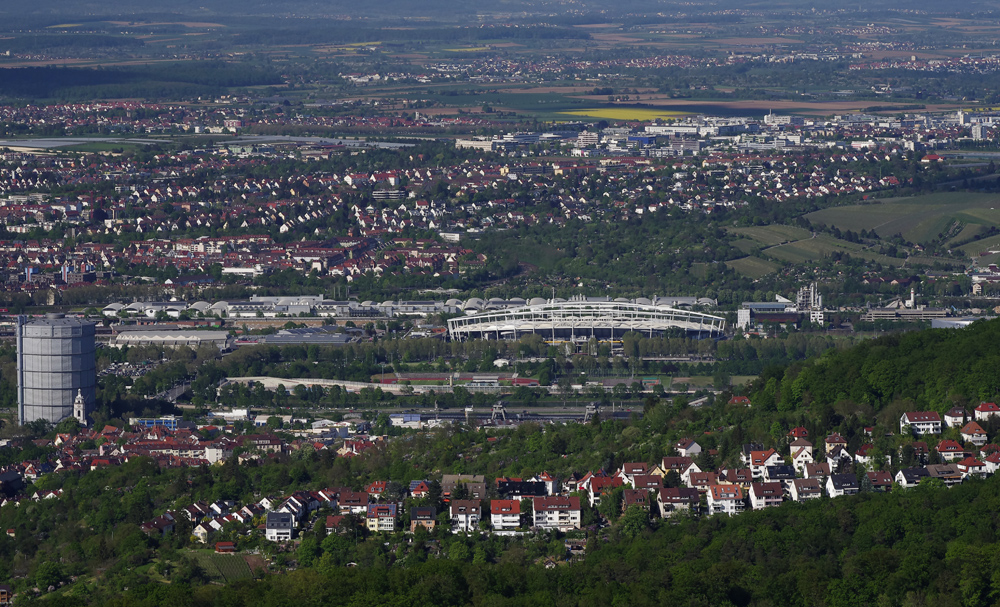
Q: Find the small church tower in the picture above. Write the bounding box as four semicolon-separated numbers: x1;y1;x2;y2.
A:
73;389;88;427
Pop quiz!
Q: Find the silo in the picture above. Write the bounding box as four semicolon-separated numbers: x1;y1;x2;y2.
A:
17;314;97;425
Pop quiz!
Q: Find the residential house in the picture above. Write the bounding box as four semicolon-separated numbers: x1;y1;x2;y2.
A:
325;515;346;533
749;482;784;509
790;447;813;475
936;439;967;462
140;514;175;537
687;471;720;493
450;500;482;532
986;451;1000;475
406;508;433;533
956;457;987;479
854;444;875;468
900;411;942;435
366;504;397;532
749;449;782;479
409;480;432;499
788;427;809;439
441;474;486;501
657;487;700;517
721;468;753;489
763;465;796;490
825;433;847;454
944;407;968;428
925;463;963;487
338;490;369;515
975;402;1000;422
961;421;988;447
826;445;853;472
366;481;388;499
490;500;521;531
659;456;697;480
616;462;649;486
265;512;295;542
675;439;702;458
588;476;624;507
740;443;764;466
631;475;663;491
826;474;860;498
866;471;893;492
622;489;650;512
895;467;929;488
529;472;559;496
789;478;823;501
707;485;744;516
532;496;582;531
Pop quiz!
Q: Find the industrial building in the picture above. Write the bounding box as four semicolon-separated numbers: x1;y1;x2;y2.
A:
447;298;725;342
737;283;824;330
109;328;232;350
17;314;97;426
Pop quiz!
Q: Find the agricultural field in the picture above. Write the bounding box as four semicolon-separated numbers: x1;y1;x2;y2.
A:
959;234;1000;255
560;108;690;121
190;551;253;583
805;193;1000;245
725;256;781;278
764;234;904;267
729;225;812;247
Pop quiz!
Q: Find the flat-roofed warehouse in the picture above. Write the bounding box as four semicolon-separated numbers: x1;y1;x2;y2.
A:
110;329;232;350
447;299;725;341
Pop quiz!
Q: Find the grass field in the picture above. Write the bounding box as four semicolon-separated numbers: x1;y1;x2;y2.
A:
731;239;760;254
960;234;1000;255
729;225;812;246
191;552;253;583
764;234;904;266
725;256;781;278
560;108;691;120
946;223;986;247
805;193;1000;245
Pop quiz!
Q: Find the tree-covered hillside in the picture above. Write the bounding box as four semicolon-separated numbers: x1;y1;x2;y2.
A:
749;318;1000;420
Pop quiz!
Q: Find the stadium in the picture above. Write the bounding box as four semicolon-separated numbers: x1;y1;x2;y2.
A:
447;299;726;342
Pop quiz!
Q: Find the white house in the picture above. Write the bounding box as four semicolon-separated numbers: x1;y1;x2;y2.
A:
749;482;783;510
900;412;942;436
975;402;1000;422
265;512;295;542
789;478;822;502
707;485;744;516
961;421;988;447
825;474;859;498
532;496;581;531
675;439;702;458
450;500;482;533
490;500;521;531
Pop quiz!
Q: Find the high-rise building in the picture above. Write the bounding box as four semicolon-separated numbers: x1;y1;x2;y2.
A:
17;314;97;426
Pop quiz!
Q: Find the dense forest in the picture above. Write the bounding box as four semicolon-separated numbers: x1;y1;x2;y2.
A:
85;475;1000;607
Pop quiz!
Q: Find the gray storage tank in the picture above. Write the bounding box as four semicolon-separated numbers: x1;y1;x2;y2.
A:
17;314;97;425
